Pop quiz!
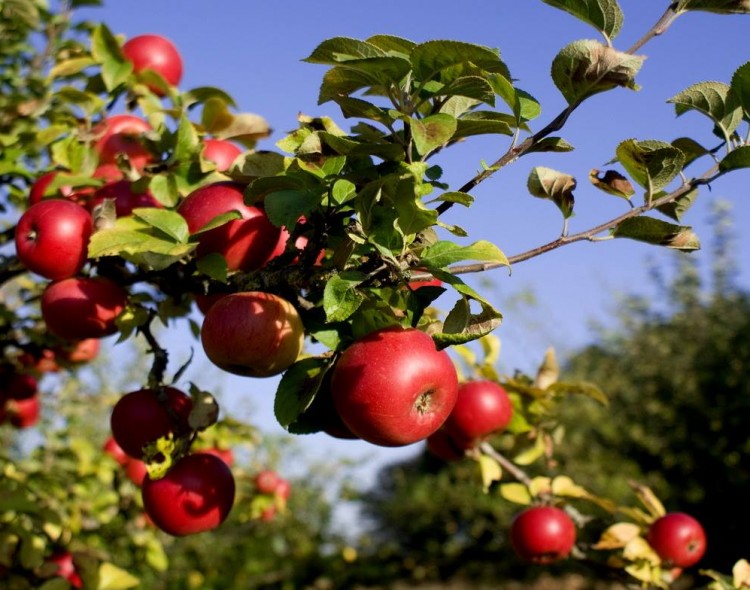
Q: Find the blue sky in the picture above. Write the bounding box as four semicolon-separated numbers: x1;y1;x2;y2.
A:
76;2;750;479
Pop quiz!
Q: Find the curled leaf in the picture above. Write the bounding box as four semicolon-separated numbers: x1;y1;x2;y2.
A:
528;166;576;218
589;169;634;199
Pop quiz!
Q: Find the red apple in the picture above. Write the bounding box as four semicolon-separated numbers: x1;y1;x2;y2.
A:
426;428;472;462
15;199;93;280
443;380;513;444
122;34;183;91
18;348;60;374
94;114;153;170
28;171;75;205
331;326;459;447
6;395;41;428
260;505;277;522
510;506;577;564
193;292;227;315
41;277;127;341
2;373;38;400
90;180;162;217
275;478;291;501
124;458;148;487
255;470;281;495
647;512;707;568
47;551;82;588
202;139;243;172
103;436;130;466
142;453;236;536
56;338;101;365
197;447;235;468
200;291;304;377
110;387;193;459
178;182;284;272
409;268;442;290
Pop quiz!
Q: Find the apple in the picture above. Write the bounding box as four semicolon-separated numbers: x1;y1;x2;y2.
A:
56;338;101;365
28;171;75;205
110;387;193;459
409;268;442;290
331;326;459;447
18;347;60;374
200;291;304;377
124;459;148;487
177;182;285;272
15;199;93;280
2;373;38;400
193;292;228;315
94;114;153;170
647;512;707;568
197;447;235;468
255;470;281;495
6;394;41;429
202;138;243;172
41;277;127;341
510;506;577;564
142;453;236;536
275;478;291;501
260;505;277;522
103;436;130;466
122;34;183;92
443;380;513;444
90;180;162;217
425;427;473;462
47;551;82;588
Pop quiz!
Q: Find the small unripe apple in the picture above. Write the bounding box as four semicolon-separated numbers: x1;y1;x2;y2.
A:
142;453;236;536
331;326;459;447
200;291;304;377
15;199;93;280
41;277;128;341
510;506;577;564
122;34;183;92
647;512;707;568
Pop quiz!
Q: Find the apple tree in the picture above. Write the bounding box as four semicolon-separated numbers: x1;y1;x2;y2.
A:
2;0;750;587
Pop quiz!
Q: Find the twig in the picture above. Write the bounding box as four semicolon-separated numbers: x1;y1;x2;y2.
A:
479;441;534;489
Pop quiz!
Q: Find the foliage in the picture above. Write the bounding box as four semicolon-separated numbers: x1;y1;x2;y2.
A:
1;0;750;588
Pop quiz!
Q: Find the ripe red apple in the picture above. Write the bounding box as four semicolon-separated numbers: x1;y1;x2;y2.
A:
255;470;281;495
510;506;577;564
122;34;183;91
94;114;153;170
200;291;304;377
124;458;148;487
28;171;75;205
2;373;38;400
6;395;41;429
103;436;130;466
142;453;236;536
178;182;285;272
275;478;291;501
47;551;82;588
260;505;277;522
331;326;459;447
647;512;707;568
443;380;513;444
425;427;472;462
90;180;162;217
41;277;127;341
193;292;227;315
56;338;100;365
202;138;243;172
15;199;93;280
110;387;193;459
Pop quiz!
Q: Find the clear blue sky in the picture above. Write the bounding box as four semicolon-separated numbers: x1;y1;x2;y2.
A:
76;2;750;479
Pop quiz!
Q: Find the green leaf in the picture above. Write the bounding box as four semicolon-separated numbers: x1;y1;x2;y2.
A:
453;111;514;139
420;240;509;269
551;39;644;105
730;61;750;119
331;179;357;205
410;113;457;157
55;86;106;117
190;210;242;235
656;186;699;222
90;24;133;91
202;97;270;144
98;562;140;590
264;189;322;229
229;151;287;184
527;167;576;218
547;381;609;405
611;217;701;250
675;0;750;14
720;145;750;171
431;76;496;105
491;75;541;123
668;81;743;139
526;137;575;154
323;272;367;322
500;482;532;505
172;114;201;165
304;37;387;64
196;253;229;283
148;174;181;208
541;0;624;41
49;57;96;79
131;208;189;243
615;139;686;193
477;454;502;493
366;34;417;57
183;86;237;109
672;137;711;167
335;96;396;126
411;40;511;84
274;357;329;429
429;191;474;207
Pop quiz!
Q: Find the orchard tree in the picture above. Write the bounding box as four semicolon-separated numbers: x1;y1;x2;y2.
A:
2;0;750;588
